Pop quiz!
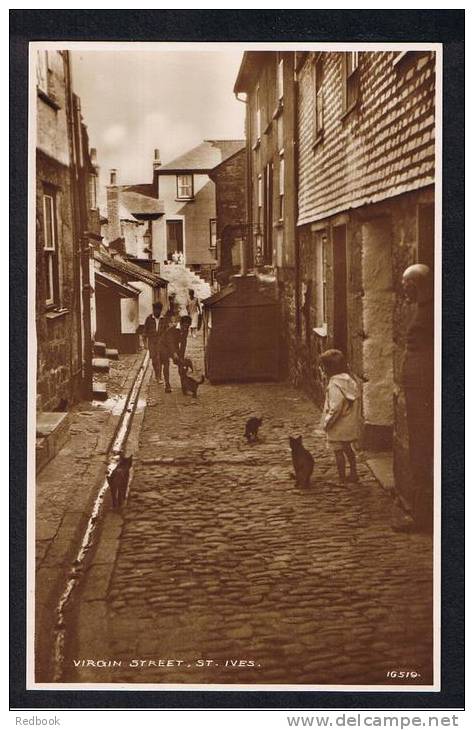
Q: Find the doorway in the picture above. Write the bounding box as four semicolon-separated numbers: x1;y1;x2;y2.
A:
332;224;348;357
166;219;184;259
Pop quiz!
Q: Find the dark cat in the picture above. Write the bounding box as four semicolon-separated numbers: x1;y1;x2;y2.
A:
245;416;263;442
107;454;133;508
289;436;314;488
178;366;204;398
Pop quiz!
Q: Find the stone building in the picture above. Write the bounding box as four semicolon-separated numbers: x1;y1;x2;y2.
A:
235;50;436;509
102;168;165;264
152;140;244;282
208;144;246;282
233;51;297;376
294;50;435;507
36;49;99;412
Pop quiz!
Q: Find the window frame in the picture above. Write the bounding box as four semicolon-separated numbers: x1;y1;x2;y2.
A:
36;50;49;94
42;190;60;308
256;86;262;140
342;51;360;116
277;55;284;101
313;55;324;142
257;174;263;230
312;231;328;335
176;174;194;200
209;218;217;251
88;173;97;211
278;152;285;222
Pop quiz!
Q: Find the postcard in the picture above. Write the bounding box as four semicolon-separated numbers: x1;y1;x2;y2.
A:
27;38;443;696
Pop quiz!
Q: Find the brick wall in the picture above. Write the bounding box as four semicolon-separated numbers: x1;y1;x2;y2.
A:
297;51;435;226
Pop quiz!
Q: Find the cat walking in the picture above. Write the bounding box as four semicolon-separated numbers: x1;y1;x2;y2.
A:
289;436;314;488
107;454;133;508
245;417;263;443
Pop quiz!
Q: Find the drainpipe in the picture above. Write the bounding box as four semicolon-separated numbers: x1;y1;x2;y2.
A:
293;57;302;337
235;91;253;273
80;235;93;399
63;51;84;400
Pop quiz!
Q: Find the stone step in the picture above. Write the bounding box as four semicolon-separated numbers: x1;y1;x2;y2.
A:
92;382;108;401
94;341;107;357
92;357;110;373
36;411;71;473
105;348;119;360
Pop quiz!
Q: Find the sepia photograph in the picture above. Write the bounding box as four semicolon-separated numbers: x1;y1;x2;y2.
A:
29;39;441;692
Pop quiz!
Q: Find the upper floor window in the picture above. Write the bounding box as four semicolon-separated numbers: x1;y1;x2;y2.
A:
37;50;49;93
314;55;324;140
43;189;60;307
209;218;217;250
278;153;285;221
257;174;263;229
342;51;360;114
88;174;97;211
277;55;284;101
256;86;261;140
36;50;59;108
176;174;194;200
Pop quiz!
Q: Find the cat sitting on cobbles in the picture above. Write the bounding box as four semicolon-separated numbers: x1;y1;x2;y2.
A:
289;435;314;488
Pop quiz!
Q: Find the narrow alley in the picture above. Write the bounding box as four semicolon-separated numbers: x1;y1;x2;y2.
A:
68;333;433;687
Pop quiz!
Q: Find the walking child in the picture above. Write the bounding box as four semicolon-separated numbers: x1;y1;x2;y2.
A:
320;349;361;485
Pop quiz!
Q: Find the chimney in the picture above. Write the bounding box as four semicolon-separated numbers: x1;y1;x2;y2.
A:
153;149;161;196
106;168;121;242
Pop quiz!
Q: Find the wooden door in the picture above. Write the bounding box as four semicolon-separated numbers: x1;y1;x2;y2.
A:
166;220;184;257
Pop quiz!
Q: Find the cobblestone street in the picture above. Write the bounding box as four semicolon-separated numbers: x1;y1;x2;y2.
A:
70;334;433;687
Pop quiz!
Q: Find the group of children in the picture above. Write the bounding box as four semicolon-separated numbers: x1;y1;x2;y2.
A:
319;349;361;485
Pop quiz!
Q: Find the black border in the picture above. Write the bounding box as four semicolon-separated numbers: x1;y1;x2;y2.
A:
10;9;464;711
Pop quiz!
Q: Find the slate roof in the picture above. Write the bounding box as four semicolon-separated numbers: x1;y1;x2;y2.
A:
94;250;167;288
120;190;164;217
158;140;245;173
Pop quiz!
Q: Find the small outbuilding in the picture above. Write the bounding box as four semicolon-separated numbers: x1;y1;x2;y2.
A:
202;273;279;383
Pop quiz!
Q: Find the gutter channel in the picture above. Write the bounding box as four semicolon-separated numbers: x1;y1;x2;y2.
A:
51;351;150;682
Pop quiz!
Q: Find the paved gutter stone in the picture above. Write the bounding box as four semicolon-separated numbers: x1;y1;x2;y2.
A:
35;351;147;682
68;335;433;687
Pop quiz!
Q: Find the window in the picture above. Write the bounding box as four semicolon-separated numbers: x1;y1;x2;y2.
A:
256;86;261;140
313;232;328;333
43;190;59;307
279;154;285;221
209;218;217;250
314;55;324;139
36;50;59;107
277;55;284;101
37;50;48;93
342;51;360;114
257;174;263;229
176;174;194;199
88;174;97;210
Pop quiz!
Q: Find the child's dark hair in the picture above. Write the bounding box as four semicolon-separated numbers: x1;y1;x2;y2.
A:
320;349;347;376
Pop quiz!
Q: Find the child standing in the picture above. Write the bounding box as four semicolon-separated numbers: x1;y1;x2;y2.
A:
320;349;361;484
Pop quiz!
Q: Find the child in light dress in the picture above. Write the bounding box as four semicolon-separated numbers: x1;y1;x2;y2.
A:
320;349;361;485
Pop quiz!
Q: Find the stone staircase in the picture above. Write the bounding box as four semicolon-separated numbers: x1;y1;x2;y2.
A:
92;341;120;401
160;262;212;311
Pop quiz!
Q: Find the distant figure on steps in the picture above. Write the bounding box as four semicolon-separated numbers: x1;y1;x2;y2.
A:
187;289;201;338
